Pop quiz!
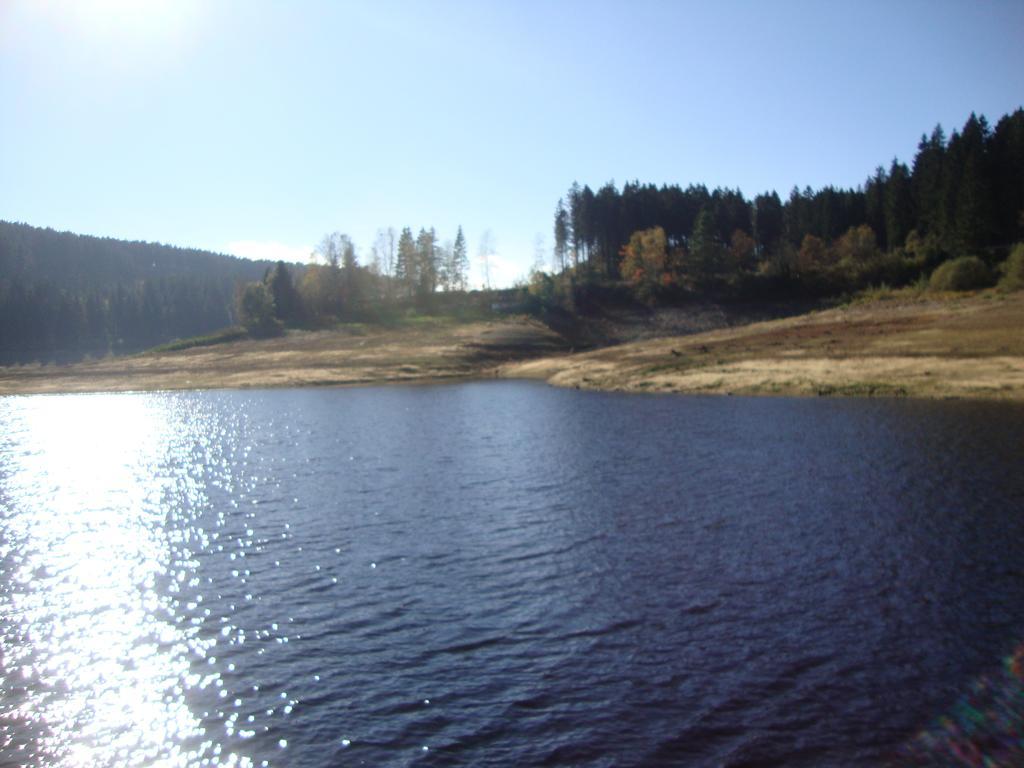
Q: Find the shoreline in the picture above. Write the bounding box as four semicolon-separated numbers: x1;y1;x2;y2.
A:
500;292;1024;401
500;357;1024;401
2;293;1022;401
0;318;563;397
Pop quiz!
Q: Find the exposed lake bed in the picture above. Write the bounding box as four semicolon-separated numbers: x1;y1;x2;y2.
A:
502;291;1024;400
1;292;1023;402
2;383;1023;766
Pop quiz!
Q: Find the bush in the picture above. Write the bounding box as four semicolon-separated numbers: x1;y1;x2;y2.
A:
527;270;557;306
927;256;993;292
236;282;282;337
903;229;951;272
997;243;1024;292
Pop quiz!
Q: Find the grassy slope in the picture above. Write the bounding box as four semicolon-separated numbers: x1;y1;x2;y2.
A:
0;317;568;395
501;291;1024;400
2;292;1022;399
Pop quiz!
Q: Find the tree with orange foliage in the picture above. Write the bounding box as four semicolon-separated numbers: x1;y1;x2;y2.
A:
797;234;828;273
729;230;756;272
833;224;879;265
620;226;674;302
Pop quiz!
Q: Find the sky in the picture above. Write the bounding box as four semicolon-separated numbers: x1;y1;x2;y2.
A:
1;0;1023;288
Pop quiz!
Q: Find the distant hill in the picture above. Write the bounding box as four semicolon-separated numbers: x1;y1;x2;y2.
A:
0;220;274;292
0;221;298;363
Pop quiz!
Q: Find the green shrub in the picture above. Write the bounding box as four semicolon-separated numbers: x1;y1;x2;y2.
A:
927;256;993;292
903;229;951;271
528;270;557;305
997;243;1024;292
236;282;282;337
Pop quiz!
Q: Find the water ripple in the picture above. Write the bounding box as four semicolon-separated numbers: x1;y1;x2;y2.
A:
2;386;1023;766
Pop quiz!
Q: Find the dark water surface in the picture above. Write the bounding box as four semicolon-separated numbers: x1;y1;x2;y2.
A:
2;382;1023;767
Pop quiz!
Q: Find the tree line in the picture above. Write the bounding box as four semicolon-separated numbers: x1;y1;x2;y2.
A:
0;221;276;364
0;276;235;363
0;217;485;361
549;109;1024;301
4;108;1020;362
234;225;475;334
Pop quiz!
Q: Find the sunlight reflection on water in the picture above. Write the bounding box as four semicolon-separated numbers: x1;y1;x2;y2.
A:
2;385;1024;767
0;394;250;767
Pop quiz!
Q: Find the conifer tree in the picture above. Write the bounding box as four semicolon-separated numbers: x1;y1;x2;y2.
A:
912;126;947;238
395;227;417;297
953;113;996;251
991;109;1024;243
452;226;469;291
688;208;725;282
884;161;915;250
415;228;438;295
864;167;889;250
753;191;784;256
553;200;570;273
266;261;301;324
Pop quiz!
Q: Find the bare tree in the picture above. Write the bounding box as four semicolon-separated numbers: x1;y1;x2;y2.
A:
478;229;495;290
532;233;548;274
371;227;397;299
372;227;396;279
315;232;353;269
439;239;455;291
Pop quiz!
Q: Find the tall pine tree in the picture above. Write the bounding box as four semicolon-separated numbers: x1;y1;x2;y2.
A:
452;226;469;291
395;227;417;297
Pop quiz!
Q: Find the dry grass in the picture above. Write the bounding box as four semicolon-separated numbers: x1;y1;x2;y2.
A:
4;292;1022;400
501;292;1024;400
0;318;567;395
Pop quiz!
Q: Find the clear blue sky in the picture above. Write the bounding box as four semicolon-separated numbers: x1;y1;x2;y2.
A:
2;0;1022;287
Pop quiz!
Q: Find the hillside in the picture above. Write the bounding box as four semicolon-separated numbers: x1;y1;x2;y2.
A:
0;220;275;291
0;317;568;395
0;221;285;363
2;293;1022;400
502;291;1024;400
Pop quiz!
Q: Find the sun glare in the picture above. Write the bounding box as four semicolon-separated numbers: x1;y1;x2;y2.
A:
33;0;199;51
0;394;245;766
70;0;184;34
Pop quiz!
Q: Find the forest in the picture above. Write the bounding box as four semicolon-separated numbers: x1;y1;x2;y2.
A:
543;110;1024;304
229;109;1024;337
0;221;477;363
0;223;286;363
2;109;1022;364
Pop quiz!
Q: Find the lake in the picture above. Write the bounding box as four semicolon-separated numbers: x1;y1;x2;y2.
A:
2;382;1023;767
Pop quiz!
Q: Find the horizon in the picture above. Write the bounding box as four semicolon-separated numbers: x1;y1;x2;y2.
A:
2;0;1023;286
